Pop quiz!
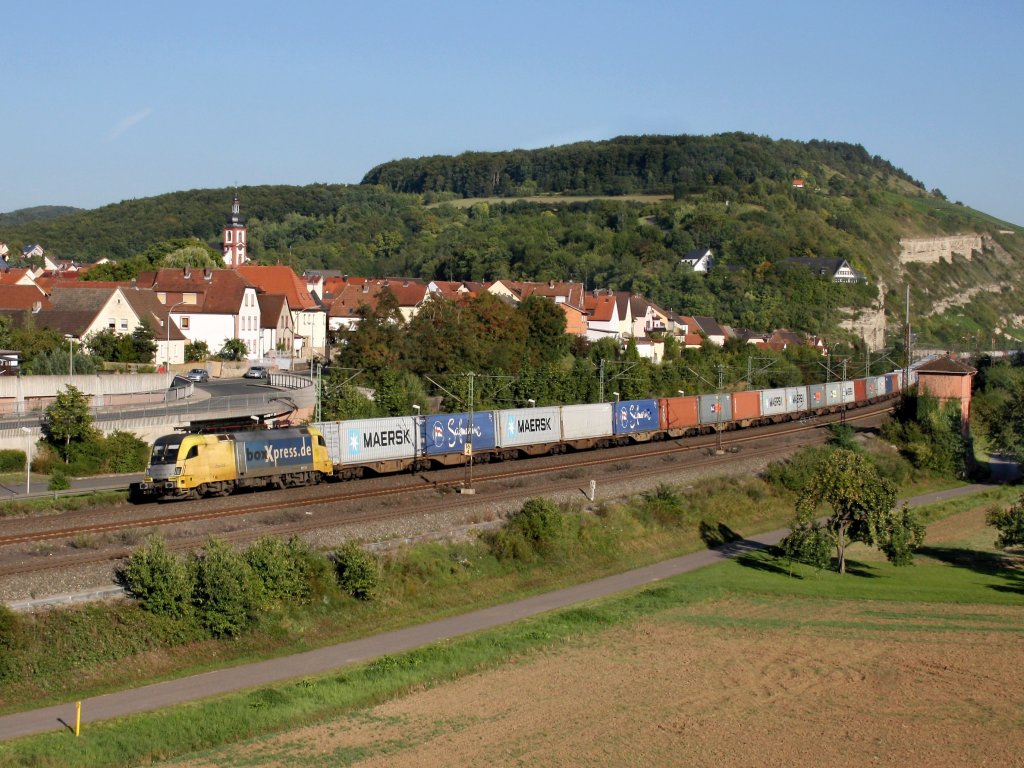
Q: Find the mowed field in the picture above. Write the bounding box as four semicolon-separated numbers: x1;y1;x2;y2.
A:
170;505;1024;768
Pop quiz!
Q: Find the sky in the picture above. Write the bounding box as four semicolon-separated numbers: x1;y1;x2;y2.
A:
4;1;1023;224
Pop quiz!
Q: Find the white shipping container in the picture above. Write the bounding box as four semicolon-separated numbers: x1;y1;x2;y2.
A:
496;407;563;448
761;388;788;417
840;380;856;404
313;417;419;466
561;403;613;441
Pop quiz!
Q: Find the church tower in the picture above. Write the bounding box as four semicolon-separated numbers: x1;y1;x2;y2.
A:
222;193;248;267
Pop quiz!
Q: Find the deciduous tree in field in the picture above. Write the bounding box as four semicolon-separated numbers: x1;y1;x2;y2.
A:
784;449;924;573
987;494;1024;549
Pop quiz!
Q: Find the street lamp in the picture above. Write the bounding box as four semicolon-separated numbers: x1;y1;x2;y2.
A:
677;390;685;397
412;404;421;416
64;334;75;376
527;398;536;408
166;300;187;371
20;427;31;496
612;391;620;402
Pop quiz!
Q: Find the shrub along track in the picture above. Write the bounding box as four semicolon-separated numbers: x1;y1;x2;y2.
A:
0;404;891;581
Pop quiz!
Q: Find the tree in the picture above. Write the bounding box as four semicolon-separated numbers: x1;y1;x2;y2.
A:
130;323;157;363
218;338;249;361
44;385;94;462
185;340;210;362
987;494;1024;549
519;295;568;366
784;449;923;573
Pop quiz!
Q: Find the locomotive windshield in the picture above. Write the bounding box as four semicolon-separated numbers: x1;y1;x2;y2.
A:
150;436;183;465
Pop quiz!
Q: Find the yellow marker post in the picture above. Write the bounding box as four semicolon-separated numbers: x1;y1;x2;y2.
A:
75;701;81;737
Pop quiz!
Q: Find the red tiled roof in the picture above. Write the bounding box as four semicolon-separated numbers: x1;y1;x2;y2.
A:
584;294;617;322
236;265;319;310
0;285;50;310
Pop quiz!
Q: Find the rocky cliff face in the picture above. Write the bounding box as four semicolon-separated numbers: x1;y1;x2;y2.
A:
898;235;983;264
840;283;887;351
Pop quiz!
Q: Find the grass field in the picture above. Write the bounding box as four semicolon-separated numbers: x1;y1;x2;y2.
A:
3;486;1021;768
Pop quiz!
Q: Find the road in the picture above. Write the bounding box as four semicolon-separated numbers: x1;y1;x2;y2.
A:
0;472;1014;742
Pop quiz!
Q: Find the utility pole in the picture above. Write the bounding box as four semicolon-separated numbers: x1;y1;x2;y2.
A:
598;358;605;403
460;373;476;494
841;359;849;425
715;363;725;454
903;284;911;394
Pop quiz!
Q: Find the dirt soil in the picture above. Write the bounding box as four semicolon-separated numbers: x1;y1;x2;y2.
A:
174;596;1024;768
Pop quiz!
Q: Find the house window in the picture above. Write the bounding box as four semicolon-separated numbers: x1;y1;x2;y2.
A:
180;316;190;329
121;319;128;330
108;318;116;329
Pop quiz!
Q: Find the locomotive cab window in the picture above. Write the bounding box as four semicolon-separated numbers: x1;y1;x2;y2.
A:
150;437;182;464
184;446;199;460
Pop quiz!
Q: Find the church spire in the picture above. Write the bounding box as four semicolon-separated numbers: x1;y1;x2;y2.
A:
222;192;248;267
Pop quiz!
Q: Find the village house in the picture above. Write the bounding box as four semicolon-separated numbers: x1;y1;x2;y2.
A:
781;257;866;284
236;265;326;361
137;268;263;361
680;248;714;273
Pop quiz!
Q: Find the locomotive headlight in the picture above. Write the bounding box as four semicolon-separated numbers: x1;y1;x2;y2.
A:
174;467;183;475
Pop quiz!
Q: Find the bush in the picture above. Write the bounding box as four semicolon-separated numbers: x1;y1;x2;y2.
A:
488;498;567;562
119;535;195;619
245;536;321;604
100;431;150;473
639;483;685;526
0;449;26;473
334;542;380;600
48;467;70;491
762;446;832;493
0;604;22;681
192;538;266;637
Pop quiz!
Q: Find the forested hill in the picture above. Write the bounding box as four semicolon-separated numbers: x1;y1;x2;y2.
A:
3;133;1022;351
361;133;926;198
0;205;82;227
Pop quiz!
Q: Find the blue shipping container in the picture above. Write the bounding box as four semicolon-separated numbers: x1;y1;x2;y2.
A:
612;399;660;435
424;411;497;456
237;432;314;472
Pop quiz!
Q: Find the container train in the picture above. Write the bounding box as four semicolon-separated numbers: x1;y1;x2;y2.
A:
138;369;910;501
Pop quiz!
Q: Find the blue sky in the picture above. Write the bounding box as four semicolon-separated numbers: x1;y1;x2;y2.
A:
4;1;1022;224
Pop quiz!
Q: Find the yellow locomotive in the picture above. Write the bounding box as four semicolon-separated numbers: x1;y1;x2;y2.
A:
140;426;333;500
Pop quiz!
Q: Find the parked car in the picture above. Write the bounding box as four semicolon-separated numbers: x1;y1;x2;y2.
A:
244;366;269;379
185;368;210;383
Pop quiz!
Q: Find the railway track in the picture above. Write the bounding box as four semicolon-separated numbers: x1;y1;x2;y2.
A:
0;404;891;578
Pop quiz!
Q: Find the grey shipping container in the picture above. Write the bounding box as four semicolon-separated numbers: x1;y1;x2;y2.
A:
698;393;733;425
808;383;827;410
787;386;808;413
313;418;419;466
496;407;563;448
761;388;788;417
561;403;613;440
823;382;844;407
